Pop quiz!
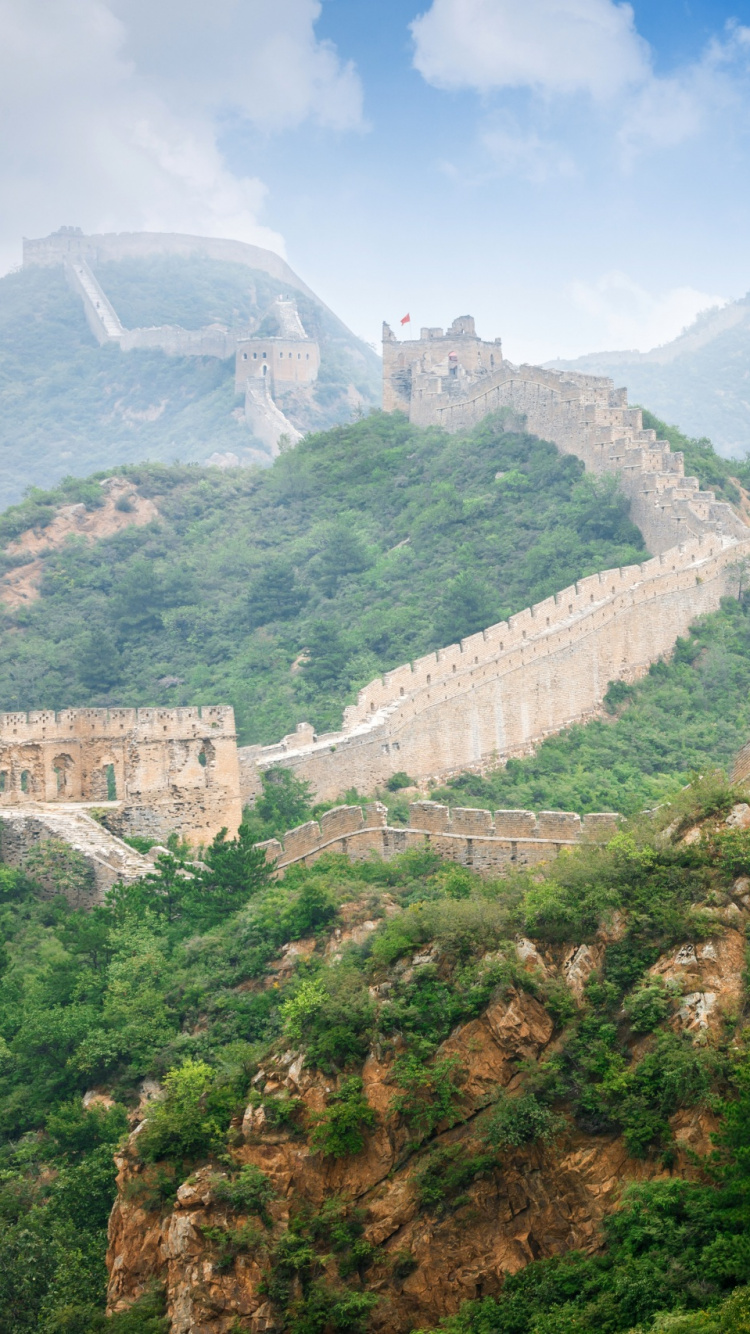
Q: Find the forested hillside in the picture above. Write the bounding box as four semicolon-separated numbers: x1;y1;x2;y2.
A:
0;410;648;743
0;255;379;506
4;777;750;1332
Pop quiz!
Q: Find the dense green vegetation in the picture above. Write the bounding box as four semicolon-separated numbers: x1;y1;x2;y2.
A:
0;256;379;506
0;410;647;742
3;776;750;1331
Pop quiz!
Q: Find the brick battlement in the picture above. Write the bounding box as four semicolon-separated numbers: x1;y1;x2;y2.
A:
255;802;619;876
233;317;750;805
238;531;747;804
382;321;748;556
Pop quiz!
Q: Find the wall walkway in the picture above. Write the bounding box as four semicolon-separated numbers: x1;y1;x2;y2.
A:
412;362;747;555
0;803;151;905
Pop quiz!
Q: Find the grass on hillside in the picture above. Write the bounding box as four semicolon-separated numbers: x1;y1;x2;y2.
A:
0;410;648;744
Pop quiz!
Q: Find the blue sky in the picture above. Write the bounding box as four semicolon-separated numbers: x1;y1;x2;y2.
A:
4;1;750;360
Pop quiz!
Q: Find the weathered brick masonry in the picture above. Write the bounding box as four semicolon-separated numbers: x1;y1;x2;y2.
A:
256;802;619;876
0;706;242;845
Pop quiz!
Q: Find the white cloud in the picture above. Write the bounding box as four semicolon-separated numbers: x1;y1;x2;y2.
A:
411;2;750;174
410;0;649;100
109;0;364;132
568;271;727;351
617;22;750;163
0;0;363;271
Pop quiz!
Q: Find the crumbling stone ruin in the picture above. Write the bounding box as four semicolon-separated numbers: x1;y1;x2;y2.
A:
236;315;750;803
0;804;152;904
0;705;242;848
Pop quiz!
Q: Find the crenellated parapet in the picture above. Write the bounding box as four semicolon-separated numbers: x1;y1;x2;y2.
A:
232;315;750;805
238;530;749;804
383;320;747;556
255;801;619;876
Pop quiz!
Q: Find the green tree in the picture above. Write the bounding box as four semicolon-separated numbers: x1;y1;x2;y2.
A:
437;571;501;645
76;631;121;691
247;558;307;628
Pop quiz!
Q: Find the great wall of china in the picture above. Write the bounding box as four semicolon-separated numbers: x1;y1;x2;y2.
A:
236;315;750;804
255;801;619;877
1;311;749;890
23;229;322;453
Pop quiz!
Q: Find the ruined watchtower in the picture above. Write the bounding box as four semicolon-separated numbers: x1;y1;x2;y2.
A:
235;297;320;395
382;315;503;425
0;706;243;846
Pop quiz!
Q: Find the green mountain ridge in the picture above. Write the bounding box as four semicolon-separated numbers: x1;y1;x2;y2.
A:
0;410;649;748
2;408;750;820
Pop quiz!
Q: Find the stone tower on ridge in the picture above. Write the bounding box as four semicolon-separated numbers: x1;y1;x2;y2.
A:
382;315;503;424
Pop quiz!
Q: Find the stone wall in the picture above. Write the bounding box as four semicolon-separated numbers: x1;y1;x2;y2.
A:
0;706;242;845
255;801;619;876
120;324;242;359
238;531;749;804
384;318;746;557
23;229;316;302
423;362;747;556
0;804;152;905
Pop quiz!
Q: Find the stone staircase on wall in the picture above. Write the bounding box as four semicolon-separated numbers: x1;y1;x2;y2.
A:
238;358;750;805
0;803;151;905
66;259;124;344
416;362;747;556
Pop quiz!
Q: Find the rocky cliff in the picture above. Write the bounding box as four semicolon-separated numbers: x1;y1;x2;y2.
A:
103;791;750;1334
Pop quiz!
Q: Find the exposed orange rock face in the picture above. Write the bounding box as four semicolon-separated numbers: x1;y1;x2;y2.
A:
105;971;720;1334
0;477;158;608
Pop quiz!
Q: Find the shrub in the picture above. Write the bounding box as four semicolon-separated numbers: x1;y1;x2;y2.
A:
414;1142;496;1215
138;1060;243;1166
623;979;677;1034
211;1165;276;1225
386;771;415;792
201;1222;267;1271
391;1053;465;1141
281;970;375;1072
481;1093;564;1150
309;1077;376;1158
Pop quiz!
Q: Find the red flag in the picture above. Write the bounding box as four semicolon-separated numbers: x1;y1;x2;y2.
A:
400;313;411;325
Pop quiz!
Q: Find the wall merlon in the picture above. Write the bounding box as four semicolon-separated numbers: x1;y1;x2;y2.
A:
319;805;365;839
494;810;538;837
365;802;389;828
409;801;450;832
281;820;322;859
449;807;494;835
536;811;582;840
582;812;620;838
